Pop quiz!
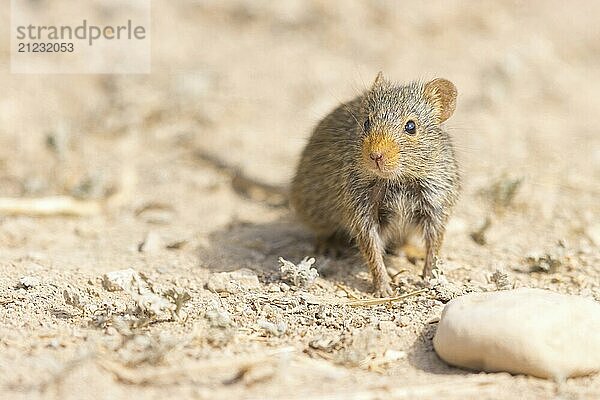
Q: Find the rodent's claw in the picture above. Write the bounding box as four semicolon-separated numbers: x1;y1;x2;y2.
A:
421;255;439;279
421;265;433;280
373;279;395;298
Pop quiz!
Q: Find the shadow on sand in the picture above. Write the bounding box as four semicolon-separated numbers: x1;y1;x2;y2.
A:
197;216;379;293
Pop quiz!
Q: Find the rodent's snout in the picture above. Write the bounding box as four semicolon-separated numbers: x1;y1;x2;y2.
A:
362;132;400;177
368;151;384;171
369;151;383;161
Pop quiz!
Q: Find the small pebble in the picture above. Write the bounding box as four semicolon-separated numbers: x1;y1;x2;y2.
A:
138;231;163;253
268;284;281;293
258;319;286;336
18;276;40;289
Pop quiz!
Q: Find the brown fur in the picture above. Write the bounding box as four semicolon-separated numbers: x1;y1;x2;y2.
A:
291;74;460;296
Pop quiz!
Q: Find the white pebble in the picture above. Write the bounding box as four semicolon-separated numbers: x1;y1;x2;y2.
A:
18;276;40;289
433;288;600;380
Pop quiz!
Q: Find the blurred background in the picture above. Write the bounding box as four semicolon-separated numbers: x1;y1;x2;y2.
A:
1;0;599;193
0;0;598;265
0;0;598;263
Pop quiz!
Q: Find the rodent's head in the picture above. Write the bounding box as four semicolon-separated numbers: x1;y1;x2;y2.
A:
358;72;457;180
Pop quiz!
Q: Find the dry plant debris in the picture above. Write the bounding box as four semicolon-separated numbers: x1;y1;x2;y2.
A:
428;274;470;303
101;268;190;320
489;270;513;290
346;288;428;307
0;195;102;216
524;242;567;273
278;257;319;288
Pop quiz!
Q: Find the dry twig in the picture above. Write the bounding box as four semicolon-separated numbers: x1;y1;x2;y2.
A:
0;196;101;216
346;288;427;307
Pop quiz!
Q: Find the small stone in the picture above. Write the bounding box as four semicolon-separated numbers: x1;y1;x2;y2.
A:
276;321;288;335
138;231;163;253
202;304;236;348
429;278;466;303
18;276;40;289
279;282;290;292
433;288;600;380
309;335;339;351
268;284;281;293
101;269;175;316
470;217;492;245
206;307;232;328
261;304;275;317
299;292;320;305
102;268;138;292
106;327;119;336
206;269;261;293
258;319;286;336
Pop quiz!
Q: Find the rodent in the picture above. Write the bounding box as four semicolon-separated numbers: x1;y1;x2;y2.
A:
290;73;460;297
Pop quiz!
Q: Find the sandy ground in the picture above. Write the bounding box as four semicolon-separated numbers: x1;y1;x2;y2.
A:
1;1;599;399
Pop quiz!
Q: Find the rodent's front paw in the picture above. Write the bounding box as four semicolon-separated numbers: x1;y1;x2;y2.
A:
373;279;394;298
422;255;440;279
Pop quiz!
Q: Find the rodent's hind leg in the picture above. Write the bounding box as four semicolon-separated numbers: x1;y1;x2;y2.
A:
314;231;352;258
357;228;394;297
421;221;446;279
422;248;440;279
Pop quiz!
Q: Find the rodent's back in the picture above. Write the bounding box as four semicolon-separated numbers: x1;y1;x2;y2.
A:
290;97;363;235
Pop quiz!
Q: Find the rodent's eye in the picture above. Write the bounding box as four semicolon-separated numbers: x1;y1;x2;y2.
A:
363;118;371;132
404;120;416;135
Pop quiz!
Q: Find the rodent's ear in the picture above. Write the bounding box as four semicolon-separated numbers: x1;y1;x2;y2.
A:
424;78;457;123
371;71;385;89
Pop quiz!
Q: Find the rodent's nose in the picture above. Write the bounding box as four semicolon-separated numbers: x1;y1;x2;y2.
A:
369;152;384;162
